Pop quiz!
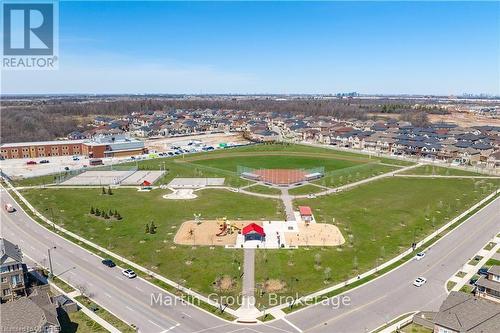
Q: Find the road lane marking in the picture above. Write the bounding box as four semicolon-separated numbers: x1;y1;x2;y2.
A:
181;312;192;318
135;286;144;292
160;323;180;333
148;319;163;329
306;293;388;332
104;292;112;298
125;305;134;311
281;318;303;333
191;323;231;333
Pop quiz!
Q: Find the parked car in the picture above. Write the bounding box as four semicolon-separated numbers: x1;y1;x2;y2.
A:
40;160;50;164
122;269;137;279
413;277;427;287
26;160;37;165
415;252;425;261
478;267;489;276
72;156;79;161
101;259;116;268
64;167;70;171
469;277;478;285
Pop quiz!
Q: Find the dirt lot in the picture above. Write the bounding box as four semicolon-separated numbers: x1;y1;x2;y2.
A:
174;220;261;246
428;112;499;127
369;111;498;128
285;222;345;247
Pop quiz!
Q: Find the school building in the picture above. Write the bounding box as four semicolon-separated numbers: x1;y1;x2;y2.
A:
0;135;146;160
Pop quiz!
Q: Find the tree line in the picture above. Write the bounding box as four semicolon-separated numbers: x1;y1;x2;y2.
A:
1;97;450;143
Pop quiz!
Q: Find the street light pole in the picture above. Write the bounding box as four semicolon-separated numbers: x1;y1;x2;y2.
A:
47;246;56;279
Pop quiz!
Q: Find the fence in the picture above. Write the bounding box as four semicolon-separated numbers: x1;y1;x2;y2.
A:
237;165;324;176
57;164;138;184
237;166;325;185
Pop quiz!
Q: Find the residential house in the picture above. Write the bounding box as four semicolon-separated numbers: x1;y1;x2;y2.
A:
476;265;500;302
412;291;500;333
1;238;27;303
0;286;60;332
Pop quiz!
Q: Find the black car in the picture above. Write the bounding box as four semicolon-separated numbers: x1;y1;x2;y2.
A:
469;277;478;285
101;259;116;267
64;166;70;171
40;160;50;164
478;267;489;276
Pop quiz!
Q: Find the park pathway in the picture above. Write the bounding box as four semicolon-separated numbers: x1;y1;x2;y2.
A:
280;188;295;221
235;248;260;322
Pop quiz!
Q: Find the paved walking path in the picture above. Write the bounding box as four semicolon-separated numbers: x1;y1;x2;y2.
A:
280;188;295;221
49;282;121;333
291;163;423;199
394;174;499;179
235;248;260;322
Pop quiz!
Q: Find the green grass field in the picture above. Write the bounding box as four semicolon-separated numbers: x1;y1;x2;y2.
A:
16;143;499;307
288;184;325;195
245;184;282;195
59;310;107;333
254;177;499;303
22;188;283;298
13;143;412;188
312;163;400;188
400;165;484;176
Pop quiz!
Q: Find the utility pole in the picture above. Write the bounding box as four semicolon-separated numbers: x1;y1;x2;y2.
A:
47;246;56;279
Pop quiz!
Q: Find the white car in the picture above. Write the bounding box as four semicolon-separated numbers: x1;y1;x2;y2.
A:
415;252;425;261
413;277;427;287
122;269;137;279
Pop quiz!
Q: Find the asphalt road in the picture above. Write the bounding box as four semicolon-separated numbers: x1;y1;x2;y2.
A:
0;189;295;333
286;195;500;333
1;187;499;333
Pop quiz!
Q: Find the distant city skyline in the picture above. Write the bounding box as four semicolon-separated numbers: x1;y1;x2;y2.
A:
2;1;499;95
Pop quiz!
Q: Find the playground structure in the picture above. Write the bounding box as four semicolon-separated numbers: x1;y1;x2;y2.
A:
174;219;253;246
216;217;242;236
237;166;324;186
174;210;345;248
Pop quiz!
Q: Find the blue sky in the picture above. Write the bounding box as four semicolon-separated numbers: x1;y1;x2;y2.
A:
3;1;499;95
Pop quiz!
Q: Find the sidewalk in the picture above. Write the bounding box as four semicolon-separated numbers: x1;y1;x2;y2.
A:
280;188;296;221
3;178;238;319
50;283;121;333
265;189;499;315
291;163;423;199
448;234;500;292
235;249;260;322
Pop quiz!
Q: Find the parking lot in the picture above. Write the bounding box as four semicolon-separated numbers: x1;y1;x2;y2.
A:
0;155;133;179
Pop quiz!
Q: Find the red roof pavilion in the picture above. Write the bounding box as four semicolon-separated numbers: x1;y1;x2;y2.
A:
242;223;265;236
299;206;312;216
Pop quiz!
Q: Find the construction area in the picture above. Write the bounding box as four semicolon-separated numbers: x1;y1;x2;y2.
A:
60;170;165;186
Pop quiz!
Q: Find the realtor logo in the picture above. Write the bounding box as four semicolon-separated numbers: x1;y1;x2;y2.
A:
2;1;58;69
